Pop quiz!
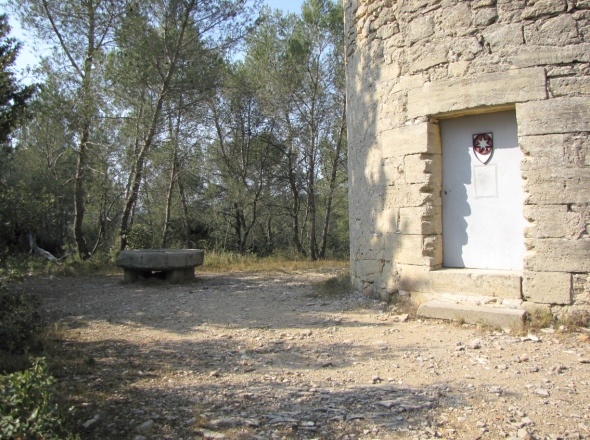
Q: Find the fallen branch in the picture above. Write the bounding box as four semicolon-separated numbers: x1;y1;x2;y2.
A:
27;234;61;264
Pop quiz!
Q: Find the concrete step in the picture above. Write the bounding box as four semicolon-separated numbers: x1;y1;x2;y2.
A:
417;300;527;330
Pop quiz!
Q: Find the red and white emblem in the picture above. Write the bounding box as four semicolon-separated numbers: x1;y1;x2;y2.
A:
472;132;493;164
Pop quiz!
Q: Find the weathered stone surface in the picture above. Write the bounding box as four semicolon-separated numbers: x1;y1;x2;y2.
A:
523;168;590;205
417;300;526;329
482;23;524;49
517;97;590;135
523;271;572;304
524;14;579;46
346;0;589;308
550;76;590;96
405;14;435;44
524;205;569;238
520;133;590;169
407;68;546;118
430;268;523;299
525;238;590;272
521;0;567;19
398;264;432;292
381;122;441;158
116;249;204;283
509;44;590;67
398;206;442;235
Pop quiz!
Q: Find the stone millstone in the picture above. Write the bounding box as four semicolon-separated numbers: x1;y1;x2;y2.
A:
116;249;204;283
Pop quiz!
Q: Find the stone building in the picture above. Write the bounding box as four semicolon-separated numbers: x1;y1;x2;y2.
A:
345;0;590;326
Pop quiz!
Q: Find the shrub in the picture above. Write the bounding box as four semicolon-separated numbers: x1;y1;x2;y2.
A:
0;358;65;439
126;224;154;249
0;293;43;355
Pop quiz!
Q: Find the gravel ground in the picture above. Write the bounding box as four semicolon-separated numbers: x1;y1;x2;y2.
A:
14;268;590;440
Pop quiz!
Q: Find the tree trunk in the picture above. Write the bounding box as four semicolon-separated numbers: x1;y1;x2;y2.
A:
319;108;346;259
120;3;192;250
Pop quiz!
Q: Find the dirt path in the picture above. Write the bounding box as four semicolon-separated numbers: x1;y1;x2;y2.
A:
16;268;590;439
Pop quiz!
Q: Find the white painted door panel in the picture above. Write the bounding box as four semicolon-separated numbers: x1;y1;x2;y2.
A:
440;111;525;270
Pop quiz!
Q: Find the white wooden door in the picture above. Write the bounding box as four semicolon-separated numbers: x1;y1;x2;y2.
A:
440;111;525;270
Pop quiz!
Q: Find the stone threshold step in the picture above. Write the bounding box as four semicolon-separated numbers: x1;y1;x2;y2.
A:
430;268;523;300
417;300;526;330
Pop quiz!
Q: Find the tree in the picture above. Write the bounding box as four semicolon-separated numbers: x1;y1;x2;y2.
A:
110;0;256;250
0;13;37;253
9;0;127;259
240;0;347;259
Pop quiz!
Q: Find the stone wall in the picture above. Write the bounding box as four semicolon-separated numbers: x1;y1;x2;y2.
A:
345;0;590;311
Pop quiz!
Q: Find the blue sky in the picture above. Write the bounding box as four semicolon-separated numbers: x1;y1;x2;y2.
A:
264;0;304;14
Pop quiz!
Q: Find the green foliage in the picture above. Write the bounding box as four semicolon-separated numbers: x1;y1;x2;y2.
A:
0;292;43;355
0;358;66;439
0;13;36;148
126;224;154;250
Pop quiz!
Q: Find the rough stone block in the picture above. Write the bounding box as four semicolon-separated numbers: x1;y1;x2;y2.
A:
550;76;590;97
393;234;442;266
381;122;441;158
375;208;399;234
525;238;590;272
406;14;435;44
417;300;526;329
524;14;579;46
398;264;432;292
409;43;449;73
523;271;572;304
482;23;524;49
404;154;441;185
522;0;567;19
430;268;523;299
408;68;546;118
509;44;590;68
383;183;440;209
523;168;590;205
517;97;590;135
523;205;569;238
358;260;384;277
399;206;442;235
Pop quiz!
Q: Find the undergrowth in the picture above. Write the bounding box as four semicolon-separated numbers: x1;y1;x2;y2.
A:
0;358;74;440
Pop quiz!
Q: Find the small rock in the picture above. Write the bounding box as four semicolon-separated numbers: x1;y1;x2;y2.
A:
550;365;566;374
497;364;508;370
518;428;535;439
208;418;241;429
371;375;383;384
393;314;409;322
201;430;227;440
528;366;539;373
469;339;482;349
82;418;98;429
579;358;590;364
139;419;154;431
301;329;313;337
210;370;221;377
534;388;550;397
578;334;590;343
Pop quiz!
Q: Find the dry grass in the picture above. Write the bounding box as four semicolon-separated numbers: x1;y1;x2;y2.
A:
202;251;349;274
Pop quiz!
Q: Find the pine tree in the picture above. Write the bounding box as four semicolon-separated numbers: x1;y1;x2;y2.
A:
0;13;35;151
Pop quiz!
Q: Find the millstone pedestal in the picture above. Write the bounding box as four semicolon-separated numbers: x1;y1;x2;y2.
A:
116;249;204;283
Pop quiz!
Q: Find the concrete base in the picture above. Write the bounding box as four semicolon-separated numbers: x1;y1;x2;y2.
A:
417;300;526;330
